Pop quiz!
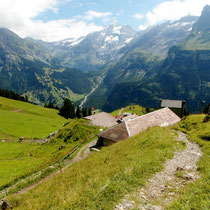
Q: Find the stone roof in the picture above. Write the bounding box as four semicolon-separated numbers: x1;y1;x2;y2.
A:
84;112;118;127
160;99;185;108
98;123;129;142
126;107;181;137
97;107;181;142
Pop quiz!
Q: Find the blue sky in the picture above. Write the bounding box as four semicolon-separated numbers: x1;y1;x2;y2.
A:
0;0;210;41
36;0;167;29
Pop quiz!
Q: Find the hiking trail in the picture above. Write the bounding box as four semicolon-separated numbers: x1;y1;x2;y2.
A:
115;131;202;210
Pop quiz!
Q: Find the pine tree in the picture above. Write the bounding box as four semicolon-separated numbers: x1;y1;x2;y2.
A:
76;106;81;118
88;108;92;116
82;107;88;117
59;98;75;119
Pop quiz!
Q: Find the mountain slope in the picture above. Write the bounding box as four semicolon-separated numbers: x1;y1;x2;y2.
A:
121;16;198;58
0;29;96;104
183;5;210;50
52;23;137;71
0;96;67;139
103;46;210;112
85;9;209;112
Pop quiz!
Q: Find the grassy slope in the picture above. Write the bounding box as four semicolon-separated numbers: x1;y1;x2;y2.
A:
9;127;178;209
110;105;149;117
0;96;67;139
0;119;101;190
169;114;210;209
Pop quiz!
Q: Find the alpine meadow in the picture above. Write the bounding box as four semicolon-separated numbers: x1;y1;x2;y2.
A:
0;1;209;209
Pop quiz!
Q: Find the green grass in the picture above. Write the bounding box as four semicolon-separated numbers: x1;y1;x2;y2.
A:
110;105;151;117
169;114;210;209
0;97;67;139
0;119;101;191
8;126;178;209
110;107;121;117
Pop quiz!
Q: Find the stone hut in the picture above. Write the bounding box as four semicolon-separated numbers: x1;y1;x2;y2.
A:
160;99;186;118
84;112;118;127
96;107;181;147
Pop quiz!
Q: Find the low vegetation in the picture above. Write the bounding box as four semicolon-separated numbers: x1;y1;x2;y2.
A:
0;96;67;139
110;105;152;117
8;126;178;209
0;119;100;192
169;114;210;209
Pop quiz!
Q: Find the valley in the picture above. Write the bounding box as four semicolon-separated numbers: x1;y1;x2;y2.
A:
0;7;209;112
0;3;209;210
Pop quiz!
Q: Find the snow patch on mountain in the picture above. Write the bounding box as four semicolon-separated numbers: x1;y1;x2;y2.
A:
105;35;119;43
113;25;122;34
125;38;133;43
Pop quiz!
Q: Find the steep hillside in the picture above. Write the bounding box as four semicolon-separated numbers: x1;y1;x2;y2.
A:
0;118;100;193
8;126;178;209
0;28;50;63
183;5;210;50
104;46;210;112
0;28;97;104
0;96;67;139
122;16;198;57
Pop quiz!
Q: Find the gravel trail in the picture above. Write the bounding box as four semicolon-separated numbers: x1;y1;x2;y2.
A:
115;131;202;210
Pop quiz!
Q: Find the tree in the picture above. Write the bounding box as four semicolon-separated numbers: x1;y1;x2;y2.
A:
76;106;81;118
82;107;88;117
59;98;75;119
88;108;92;116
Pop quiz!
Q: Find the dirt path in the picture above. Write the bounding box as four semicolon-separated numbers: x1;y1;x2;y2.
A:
0;139;97;199
115;131;202;210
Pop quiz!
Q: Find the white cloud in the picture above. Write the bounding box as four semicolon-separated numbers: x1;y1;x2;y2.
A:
133;13;144;20
84;10;112;20
0;0;104;41
16;19;103;42
139;0;210;30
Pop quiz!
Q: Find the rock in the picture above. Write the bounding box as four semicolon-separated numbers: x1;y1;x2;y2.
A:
185;165;192;170
176;167;184;171
0;200;12;210
183;172;194;180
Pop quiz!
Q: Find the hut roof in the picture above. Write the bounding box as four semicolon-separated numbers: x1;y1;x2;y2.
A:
84;112;118;127
160;99;185;108
98;108;181;142
126;107;181;137
98;123;129;142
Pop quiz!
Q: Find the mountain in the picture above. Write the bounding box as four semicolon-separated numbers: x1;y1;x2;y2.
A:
183;5;210;50
100;7;210;112
0;7;209;111
121;16;198;58
103;46;210;112
51;23;137;71
84;16;200;110
0;28;95;105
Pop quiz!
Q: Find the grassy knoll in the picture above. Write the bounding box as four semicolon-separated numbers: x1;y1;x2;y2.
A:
0;97;67;139
9;126;178;209
169;114;210;209
0;119;100;192
110;105;152;117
